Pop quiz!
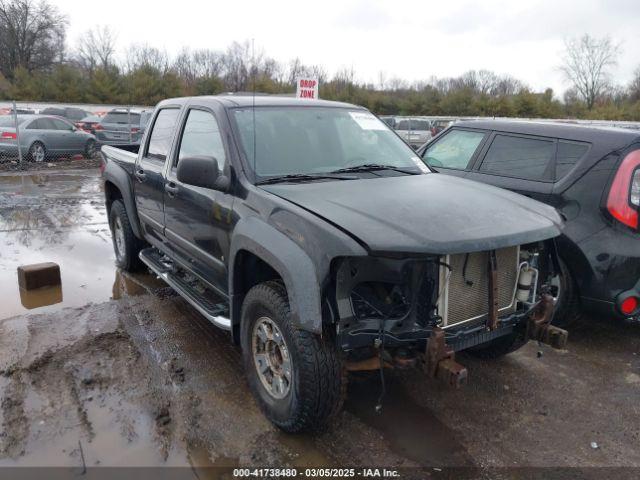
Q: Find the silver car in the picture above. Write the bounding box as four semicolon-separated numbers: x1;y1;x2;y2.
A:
395;117;433;148
0;114;97;162
94;108;145;147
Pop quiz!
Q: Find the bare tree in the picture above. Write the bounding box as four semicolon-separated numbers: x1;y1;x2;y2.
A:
560;34;621;109
125;44;169;73
286;57;327;86
0;0;67;78
76;25;116;71
628;66;640;103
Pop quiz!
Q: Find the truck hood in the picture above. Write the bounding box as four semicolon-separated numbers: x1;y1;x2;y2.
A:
261;174;563;255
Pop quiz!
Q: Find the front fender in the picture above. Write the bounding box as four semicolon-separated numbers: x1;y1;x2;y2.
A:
229;216;323;334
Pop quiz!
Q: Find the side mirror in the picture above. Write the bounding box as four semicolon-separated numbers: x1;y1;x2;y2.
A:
177;155;227;190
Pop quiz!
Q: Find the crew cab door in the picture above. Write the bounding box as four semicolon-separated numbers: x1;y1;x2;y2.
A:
163;106;233;295
133;108;181;242
466;132;555;203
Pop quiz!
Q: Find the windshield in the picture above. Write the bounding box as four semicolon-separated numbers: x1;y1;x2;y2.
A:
232;107;427;178
0;116;27;127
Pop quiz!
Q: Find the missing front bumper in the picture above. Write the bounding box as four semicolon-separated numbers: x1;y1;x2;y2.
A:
422;293;567;388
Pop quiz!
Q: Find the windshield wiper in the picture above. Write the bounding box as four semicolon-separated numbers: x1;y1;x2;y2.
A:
329;163;420;175
255;173;357;185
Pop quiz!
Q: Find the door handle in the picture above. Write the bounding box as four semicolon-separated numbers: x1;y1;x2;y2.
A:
134;168;146;181
165;182;179;197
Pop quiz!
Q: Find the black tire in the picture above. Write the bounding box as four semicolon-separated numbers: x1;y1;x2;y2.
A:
109;200;143;272
84;139;96;159
466;330;528;360
550;258;581;328
240;281;345;433
28;141;46;162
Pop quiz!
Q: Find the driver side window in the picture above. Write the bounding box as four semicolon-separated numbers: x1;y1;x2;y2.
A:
422;129;486;170
176;109;226;168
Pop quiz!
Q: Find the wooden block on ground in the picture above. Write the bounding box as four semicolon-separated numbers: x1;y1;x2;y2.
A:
17;262;61;290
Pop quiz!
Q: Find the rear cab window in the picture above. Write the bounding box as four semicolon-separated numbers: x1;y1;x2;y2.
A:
479;134;555;181
144;109;181;163
422;129;487;170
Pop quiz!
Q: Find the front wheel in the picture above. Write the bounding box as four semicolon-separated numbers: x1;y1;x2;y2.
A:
240;281;345;433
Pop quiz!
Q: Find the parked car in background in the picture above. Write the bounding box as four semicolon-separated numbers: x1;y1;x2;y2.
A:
0;114;96;162
395;117;432;148
379;115;397;128
139;109;153;134
417;120;640;324
94;108;146;149
76;115;103;135
40;106;91;123
431;119;454;137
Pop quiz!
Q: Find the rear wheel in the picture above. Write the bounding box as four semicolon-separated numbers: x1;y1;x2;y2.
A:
550;258;581;328
241;281;345;433
109;200;143;272
29;142;46;163
84;139;96;159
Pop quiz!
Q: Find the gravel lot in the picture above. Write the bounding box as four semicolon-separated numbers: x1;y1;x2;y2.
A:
0;168;638;478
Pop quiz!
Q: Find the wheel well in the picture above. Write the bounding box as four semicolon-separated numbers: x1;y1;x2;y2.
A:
104;181;123;218
232;250;284;342
233;250;282;298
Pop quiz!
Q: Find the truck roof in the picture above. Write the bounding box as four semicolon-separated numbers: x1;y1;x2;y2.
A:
157;95;363;110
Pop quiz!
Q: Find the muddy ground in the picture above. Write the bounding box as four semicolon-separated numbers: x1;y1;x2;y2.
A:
0;168;639;478
0;156;100;173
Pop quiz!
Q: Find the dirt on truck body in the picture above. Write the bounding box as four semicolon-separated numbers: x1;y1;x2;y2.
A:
101;95;568;432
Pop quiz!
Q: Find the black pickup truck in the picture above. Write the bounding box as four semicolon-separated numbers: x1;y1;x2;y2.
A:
101;95;567;432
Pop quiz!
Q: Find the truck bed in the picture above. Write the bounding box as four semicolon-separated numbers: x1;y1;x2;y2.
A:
101;145;138;173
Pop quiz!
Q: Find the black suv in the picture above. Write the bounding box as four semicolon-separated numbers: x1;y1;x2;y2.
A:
418;120;640;324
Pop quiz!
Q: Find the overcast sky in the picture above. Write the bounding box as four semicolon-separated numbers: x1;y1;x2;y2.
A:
52;0;639;97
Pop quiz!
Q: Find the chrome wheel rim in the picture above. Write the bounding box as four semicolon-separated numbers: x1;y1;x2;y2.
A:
32;144;45;162
113;217;125;261
87;141;96;157
252;317;292;399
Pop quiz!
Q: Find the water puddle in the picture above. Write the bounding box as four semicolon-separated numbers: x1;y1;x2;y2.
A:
18;284;63;309
345;374;474;468
0;169;162;319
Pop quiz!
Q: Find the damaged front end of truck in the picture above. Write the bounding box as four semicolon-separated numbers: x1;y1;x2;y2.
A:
332;240;568;386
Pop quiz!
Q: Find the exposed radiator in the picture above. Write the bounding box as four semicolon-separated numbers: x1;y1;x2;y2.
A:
438;246;519;327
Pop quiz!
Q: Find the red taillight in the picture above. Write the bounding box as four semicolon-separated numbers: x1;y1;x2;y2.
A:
131;127;140;133
621;296;639;315
94;124;104;131
607;149;640;229
1;131;17;140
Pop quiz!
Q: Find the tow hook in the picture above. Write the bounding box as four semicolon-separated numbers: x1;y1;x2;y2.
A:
423;327;468;388
527;294;569;349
